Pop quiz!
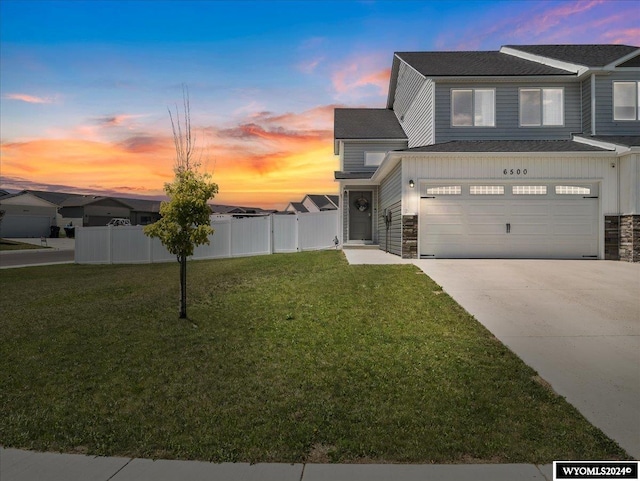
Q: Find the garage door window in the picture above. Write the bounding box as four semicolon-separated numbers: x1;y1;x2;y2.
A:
512;185;547;195
555;186;591;195
426;186;462;195
470;185;504;195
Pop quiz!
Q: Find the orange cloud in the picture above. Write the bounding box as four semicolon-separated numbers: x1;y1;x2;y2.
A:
3;93;54;104
0;104;342;210
331;55;391;100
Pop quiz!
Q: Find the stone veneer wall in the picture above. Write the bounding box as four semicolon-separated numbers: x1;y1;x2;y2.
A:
402;215;418;259
604;216;620;260
619;215;640;263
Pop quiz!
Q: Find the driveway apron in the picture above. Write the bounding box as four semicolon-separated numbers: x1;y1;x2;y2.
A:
413;259;640;459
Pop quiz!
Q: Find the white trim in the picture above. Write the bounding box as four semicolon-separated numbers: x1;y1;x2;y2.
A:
518;87;565;127
604;48;640;69
370;149;616;186
450;88;496;127
346;188;375;243
394;55;427;80
612;80;640;121
572;135;630;154
432;75;577;83
500;46;587;76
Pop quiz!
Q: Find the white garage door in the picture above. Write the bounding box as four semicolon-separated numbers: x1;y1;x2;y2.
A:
419;183;599;259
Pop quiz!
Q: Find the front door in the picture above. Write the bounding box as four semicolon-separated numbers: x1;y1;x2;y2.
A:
349;191;373;241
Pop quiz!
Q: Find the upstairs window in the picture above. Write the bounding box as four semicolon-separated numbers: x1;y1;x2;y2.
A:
451;89;495;127
520;88;564;126
613;82;640;120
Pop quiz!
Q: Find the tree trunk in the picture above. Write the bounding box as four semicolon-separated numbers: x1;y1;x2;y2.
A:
179;253;187;318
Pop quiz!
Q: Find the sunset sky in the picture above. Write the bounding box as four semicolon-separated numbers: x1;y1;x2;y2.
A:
1;0;639;210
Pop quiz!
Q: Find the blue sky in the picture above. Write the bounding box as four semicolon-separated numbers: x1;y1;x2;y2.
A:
1;0;638;208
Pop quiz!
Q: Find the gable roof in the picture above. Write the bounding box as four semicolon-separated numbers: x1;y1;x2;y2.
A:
28;190;78;205
286;202;308;213
619;55;640;68
305;194;338;210
334;108;407;141
395;51;573;77
504;44;639;68
334;108;407;153
0;191;59;207
60;196;133;208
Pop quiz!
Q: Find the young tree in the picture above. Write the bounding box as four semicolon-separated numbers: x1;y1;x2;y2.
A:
145;87;218;319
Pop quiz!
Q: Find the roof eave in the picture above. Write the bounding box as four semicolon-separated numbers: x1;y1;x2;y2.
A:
604;48;640;69
500;46;586;76
573;135;633;154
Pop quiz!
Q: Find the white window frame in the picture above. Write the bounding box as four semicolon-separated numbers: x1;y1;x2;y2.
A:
613;81;640;121
555;185;591;195
451;88;496;127
519;87;564;127
425;185;462;195
364;151;387;166
470;185;504;195
512;185;547;195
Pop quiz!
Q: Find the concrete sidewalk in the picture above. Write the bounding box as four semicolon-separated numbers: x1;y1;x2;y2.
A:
0;448;554;481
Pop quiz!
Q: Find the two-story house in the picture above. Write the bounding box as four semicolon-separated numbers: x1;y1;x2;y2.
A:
334;44;640;261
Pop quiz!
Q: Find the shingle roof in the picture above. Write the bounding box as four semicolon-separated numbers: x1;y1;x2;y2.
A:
28;190;78;205
287;202;308;213
115;197;161;212
395;51;573;77
505;44;639;67
586;136;640;147
399;140;610;153
334;109;407;140
306;194;338;210
619;55;640;68
334;171;375;180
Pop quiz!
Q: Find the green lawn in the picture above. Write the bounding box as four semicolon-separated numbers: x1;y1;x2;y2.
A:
0;251;628;463
0;239;44;250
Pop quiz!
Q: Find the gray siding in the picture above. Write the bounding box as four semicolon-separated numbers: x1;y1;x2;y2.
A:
377;163;402;255
434;81;582;141
378;200;401;255
342;140;409;172
582;78;591;135
594;71;640;135
403;79;435;148
393;60;425;121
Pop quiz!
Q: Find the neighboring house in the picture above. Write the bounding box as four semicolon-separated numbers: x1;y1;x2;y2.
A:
335;44;640;262
0;191;58;237
209;204;272;215
117;197;162;225
285;202;309;214
59;196;134;227
286;194;339;214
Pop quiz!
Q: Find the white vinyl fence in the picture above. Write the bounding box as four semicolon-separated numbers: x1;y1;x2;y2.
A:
75;211;338;264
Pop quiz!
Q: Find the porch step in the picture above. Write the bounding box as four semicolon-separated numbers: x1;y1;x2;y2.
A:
343;244;380;250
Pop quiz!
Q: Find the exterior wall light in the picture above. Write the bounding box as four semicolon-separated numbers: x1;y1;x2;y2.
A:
409;179;415;188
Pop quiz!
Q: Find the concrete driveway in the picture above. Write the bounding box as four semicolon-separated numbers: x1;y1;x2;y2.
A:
414;259;640;459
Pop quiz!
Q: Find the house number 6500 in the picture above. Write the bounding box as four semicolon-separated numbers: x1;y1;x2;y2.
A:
503;169;527;175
